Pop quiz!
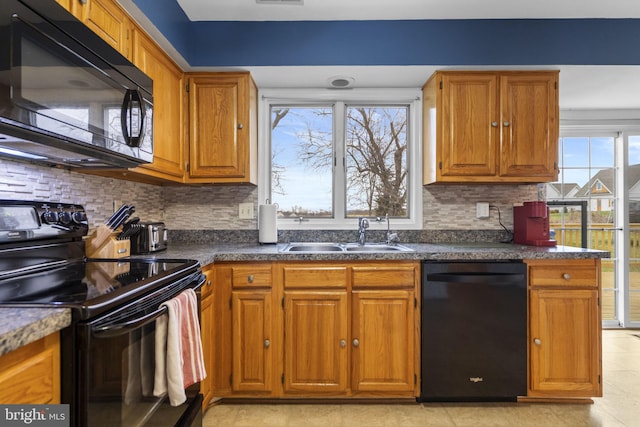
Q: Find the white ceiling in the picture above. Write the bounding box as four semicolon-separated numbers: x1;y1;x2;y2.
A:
157;1;640;109
177;0;640;21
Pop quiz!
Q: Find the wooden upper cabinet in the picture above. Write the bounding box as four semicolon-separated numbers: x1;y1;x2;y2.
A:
80;0;133;61
186;72;258;184
131;29;185;182
55;0;82;18
439;73;498;178
423;70;559;184
500;74;558;179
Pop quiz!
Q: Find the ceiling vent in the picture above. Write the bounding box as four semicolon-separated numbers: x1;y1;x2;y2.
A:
328;76;355;89
256;0;304;5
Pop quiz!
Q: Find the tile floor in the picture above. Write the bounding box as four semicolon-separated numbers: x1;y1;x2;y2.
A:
202;329;640;426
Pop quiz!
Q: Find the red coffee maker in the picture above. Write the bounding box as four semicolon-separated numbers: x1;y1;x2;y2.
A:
513;201;557;246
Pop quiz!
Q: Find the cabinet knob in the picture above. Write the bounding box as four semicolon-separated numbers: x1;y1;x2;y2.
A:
340;339;347;348
491;121;498;127
264;339;270;348
503;121;510;127
237;123;244;130
562;273;571;280
206;280;212;287
352;338;360;348
534;338;542;346
247;275;254;283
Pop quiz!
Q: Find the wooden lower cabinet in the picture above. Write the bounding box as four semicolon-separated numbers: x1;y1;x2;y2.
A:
0;333;61;404
232;290;274;393
200;266;214;410
283;290;349;395
526;259;602;398
352;290;416;394
207;260;419;400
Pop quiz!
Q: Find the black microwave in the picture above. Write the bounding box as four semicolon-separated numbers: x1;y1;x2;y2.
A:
0;0;153;168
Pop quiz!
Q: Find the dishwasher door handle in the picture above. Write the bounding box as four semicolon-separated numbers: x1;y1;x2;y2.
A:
426;272;525;285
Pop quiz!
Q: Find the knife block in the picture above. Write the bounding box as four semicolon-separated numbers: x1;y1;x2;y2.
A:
85;224;130;259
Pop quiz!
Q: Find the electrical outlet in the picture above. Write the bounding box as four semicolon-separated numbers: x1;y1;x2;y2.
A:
239;202;254;219
476;202;490;219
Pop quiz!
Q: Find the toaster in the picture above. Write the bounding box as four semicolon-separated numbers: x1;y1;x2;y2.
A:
130;222;168;254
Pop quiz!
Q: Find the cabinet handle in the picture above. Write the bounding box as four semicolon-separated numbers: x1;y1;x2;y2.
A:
206;280;212;287
237;123;244;130
562;273;571;280
340;339;347;348
352;338;360;348
491;121;498;127
534;338;542;346
247;275;254;283
503;121;510;127
264;339;270;348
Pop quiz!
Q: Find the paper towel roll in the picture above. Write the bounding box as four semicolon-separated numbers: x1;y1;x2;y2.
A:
258;204;278;243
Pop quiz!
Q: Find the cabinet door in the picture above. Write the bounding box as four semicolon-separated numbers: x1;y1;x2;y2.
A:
187;74;257;183
210;267;233;396
0;334;60;404
82;0;133;60
529;288;602;397
55;0;82;18
499;73;558;179
132;30;185;181
283;291;348;394
439;73;498;178
352;290;416;394
199;267;214;410
232;291;273;393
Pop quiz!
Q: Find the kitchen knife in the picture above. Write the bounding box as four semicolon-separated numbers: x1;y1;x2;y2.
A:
112;206;135;230
106;204;129;229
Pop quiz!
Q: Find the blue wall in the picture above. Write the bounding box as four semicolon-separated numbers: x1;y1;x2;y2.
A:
130;1;640;67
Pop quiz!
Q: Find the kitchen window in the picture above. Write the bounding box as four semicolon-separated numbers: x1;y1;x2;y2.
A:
259;89;422;229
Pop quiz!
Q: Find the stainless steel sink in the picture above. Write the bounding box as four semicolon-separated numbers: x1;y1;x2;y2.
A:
280;242;414;253
344;243;414;252
280;243;344;252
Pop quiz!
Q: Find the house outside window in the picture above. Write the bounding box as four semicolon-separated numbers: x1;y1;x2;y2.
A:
258;88;422;229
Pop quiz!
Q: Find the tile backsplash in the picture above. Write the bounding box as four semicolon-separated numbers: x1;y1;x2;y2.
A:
1;159;538;232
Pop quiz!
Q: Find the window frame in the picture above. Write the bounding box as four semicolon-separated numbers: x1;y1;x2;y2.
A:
258;88;423;230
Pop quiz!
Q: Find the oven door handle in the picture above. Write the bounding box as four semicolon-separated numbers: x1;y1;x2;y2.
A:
91;305;168;338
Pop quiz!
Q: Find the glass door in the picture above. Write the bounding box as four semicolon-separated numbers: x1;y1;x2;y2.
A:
627;134;640;326
547;133;618;326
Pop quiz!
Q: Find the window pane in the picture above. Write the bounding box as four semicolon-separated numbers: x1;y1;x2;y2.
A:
345;106;408;218
562;137;589;168
591;137;614;168
270;106;333;218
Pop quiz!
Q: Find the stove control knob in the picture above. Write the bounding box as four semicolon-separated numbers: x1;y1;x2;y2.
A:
58;211;72;225
41;210;58;224
72;211;87;224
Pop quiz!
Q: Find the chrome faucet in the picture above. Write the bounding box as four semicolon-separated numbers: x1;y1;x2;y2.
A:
357;217;369;245
385;214;399;245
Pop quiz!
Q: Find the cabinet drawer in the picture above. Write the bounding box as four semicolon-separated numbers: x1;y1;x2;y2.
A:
232;265;272;288
282;266;348;289
352;266;416;289
528;261;598;287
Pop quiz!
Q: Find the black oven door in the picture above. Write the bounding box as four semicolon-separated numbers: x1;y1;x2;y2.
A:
71;287;203;427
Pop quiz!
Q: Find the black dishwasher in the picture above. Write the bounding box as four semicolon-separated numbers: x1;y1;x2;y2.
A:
420;260;527;402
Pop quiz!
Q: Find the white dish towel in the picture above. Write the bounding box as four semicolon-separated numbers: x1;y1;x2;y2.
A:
154;288;206;406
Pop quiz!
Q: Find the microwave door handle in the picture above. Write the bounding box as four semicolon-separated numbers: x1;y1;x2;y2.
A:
120;89;145;148
120;89;132;146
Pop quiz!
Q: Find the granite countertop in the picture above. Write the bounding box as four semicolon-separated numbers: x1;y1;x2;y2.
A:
0;308;71;356
155;241;609;267
0;241;608;357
